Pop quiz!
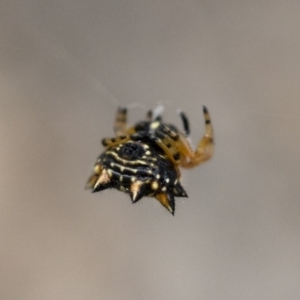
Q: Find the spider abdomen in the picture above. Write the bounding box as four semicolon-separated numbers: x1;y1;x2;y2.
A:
92;140;186;209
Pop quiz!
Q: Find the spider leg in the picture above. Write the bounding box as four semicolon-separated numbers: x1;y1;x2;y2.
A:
146;109;153;121
180;106;214;168
114;107;128;136
178;110;190;136
151;123;182;165
109;107;137;146
149;105;164;121
101;135;130;147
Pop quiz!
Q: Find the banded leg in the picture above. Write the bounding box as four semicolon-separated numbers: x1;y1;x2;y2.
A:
101;135;130;148
180;106;214;168
114;107;127;136
178;110;190;136
151;123;182;165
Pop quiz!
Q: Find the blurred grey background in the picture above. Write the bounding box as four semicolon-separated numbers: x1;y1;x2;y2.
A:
1;1;300;299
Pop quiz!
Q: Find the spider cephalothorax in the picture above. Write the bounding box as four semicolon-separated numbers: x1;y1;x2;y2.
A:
86;106;214;215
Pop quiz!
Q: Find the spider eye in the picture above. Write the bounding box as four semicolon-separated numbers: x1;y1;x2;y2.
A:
119;142;145;160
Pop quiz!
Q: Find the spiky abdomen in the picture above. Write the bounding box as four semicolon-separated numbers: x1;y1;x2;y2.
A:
87;141;187;205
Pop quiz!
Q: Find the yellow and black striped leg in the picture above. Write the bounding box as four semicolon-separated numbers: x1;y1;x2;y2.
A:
181;106;214;168
101;135;130;148
151;123;182;166
114;107;128;136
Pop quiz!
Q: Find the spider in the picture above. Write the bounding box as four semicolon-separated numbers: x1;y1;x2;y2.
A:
86;105;214;215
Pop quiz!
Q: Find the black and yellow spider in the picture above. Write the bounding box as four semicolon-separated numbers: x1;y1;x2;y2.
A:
86;106;214;215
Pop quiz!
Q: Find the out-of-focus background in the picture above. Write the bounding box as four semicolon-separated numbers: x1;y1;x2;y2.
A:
1;1;300;299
